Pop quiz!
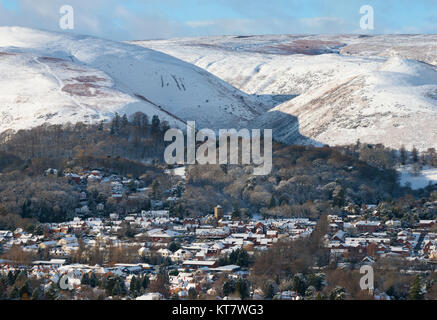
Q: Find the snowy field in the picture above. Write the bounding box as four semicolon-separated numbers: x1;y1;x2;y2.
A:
398;166;437;190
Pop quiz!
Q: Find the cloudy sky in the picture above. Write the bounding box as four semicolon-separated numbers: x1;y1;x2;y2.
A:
0;0;436;40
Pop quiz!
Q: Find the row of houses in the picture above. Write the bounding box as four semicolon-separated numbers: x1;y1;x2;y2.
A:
326;214;437;264
0;204;316;298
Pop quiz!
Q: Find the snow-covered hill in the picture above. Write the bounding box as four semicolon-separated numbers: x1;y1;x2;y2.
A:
0;27;266;133
133;34;437;97
135;35;437;150
2;29;436;151
133;35;377;98
252;57;437;150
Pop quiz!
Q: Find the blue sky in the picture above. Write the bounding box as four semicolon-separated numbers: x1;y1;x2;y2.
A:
0;0;436;40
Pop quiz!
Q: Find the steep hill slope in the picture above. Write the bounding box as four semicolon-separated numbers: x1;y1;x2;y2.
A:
252;57;437;150
136;35;437;150
0;27;266;133
134;34;437;98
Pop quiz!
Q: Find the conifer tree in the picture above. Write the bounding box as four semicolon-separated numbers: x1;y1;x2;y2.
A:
81;273;90;285
408;275;424;300
235;278;250;300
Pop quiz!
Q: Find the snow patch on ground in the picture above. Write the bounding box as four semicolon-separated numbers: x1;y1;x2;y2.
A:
165;166;186;179
398;166;437;190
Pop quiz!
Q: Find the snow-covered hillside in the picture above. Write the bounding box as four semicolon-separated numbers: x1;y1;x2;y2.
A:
0;27;267;133
135;35;437;150
252;57;437;150
1;29;436;150
133;35;381;98
134;34;437;97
